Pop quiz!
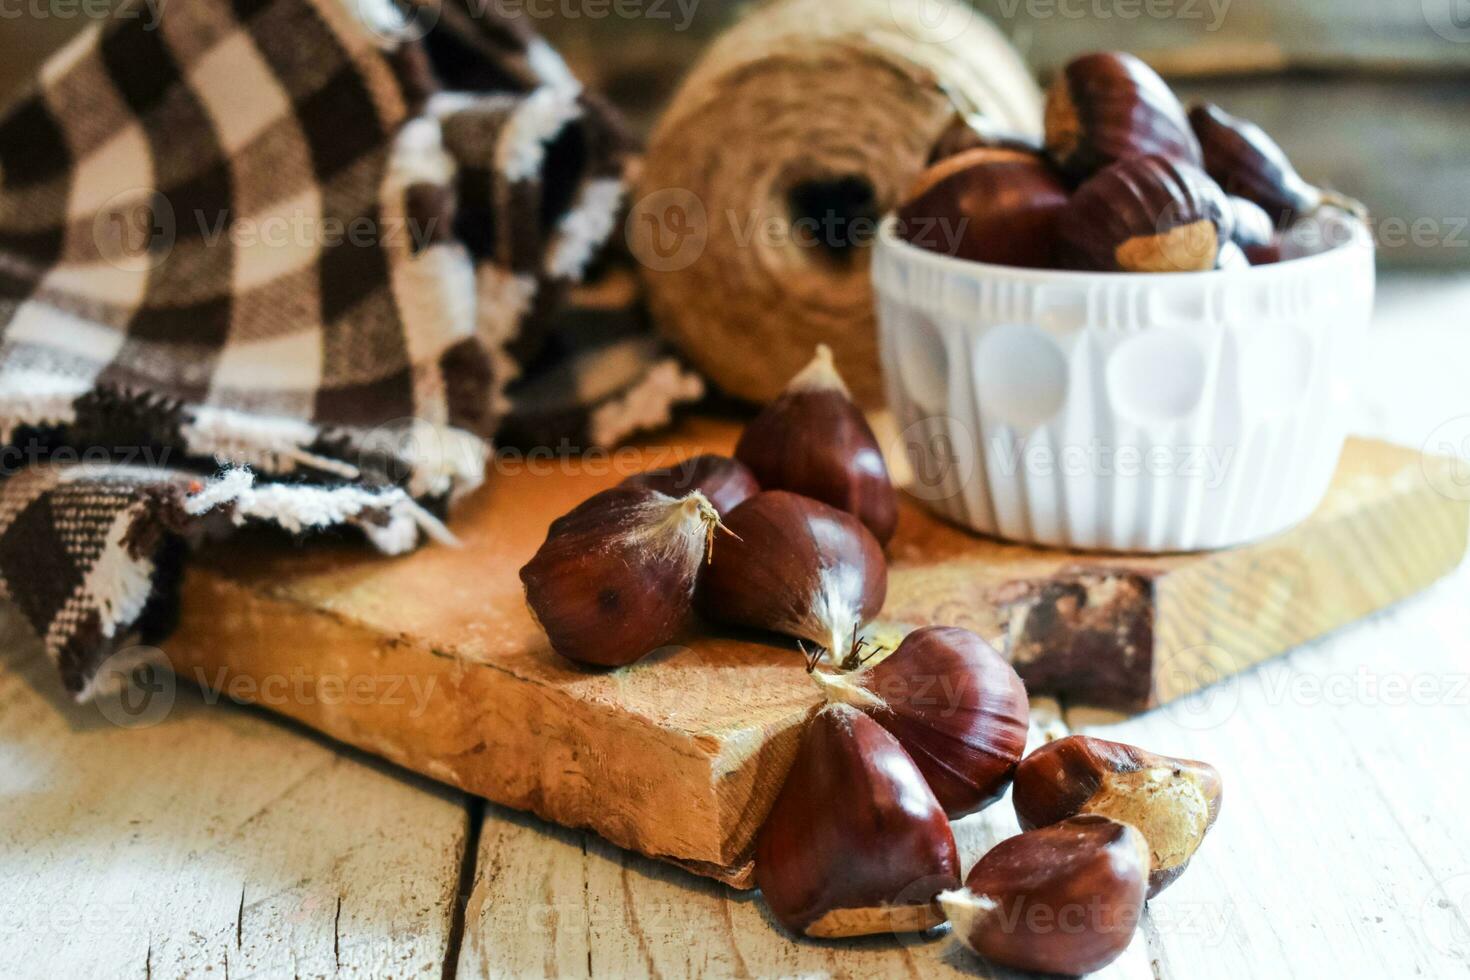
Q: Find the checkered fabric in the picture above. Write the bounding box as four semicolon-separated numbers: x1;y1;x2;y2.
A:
0;0;702;698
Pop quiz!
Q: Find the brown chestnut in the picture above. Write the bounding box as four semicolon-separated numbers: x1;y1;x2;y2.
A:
1044;51;1202;183
621;454;759;516
896;147;1069;270
1056;154;1234;273
1228;194;1276;251
520;487;721;668
1189;102;1366;224
696;490;887;665
928;112;1043;164
940;815;1148;975
755;702;961;937
1244;241;1282;266
812;625;1029;818
1012;734;1222;896
735;345;898;544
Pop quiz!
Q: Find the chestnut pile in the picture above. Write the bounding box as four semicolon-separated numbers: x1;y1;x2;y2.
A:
520;346;1224;975
899;50;1364;273
520;343;896;670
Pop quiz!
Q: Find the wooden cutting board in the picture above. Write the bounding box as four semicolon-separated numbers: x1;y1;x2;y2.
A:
162;418;1467;888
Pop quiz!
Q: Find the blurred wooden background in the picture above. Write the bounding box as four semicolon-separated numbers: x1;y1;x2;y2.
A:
2;0;1466;266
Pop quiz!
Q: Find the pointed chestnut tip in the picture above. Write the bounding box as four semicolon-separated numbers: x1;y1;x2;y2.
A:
675;489;719;525
674;490;723;562
786;344;850;397
809;668;885;711
938;887;995;946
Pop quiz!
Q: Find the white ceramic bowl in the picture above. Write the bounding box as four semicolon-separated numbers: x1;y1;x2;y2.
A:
872;213;1374;552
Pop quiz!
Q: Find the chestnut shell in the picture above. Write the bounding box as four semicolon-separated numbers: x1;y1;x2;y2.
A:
755;703;960;937
1056;154;1233;273
1189;102;1316;224
928;113;1044;164
1012;734;1223;897
1044;51;1202;183
621;454;759;516
897;147;1069;270
735;347;898;544
1228;194;1277;251
696;491;887;660
519;487;715;668
945;815;1148;975
836;626;1030;818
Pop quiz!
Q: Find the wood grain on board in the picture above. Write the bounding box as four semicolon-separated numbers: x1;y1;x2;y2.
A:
156;418;1467;888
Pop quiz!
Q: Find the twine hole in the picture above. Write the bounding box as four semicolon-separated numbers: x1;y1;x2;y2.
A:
785;176;879;270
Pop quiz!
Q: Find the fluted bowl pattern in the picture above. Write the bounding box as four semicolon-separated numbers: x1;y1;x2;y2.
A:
872;213;1374;552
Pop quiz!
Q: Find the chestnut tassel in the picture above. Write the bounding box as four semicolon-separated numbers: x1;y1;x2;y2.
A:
810;626;1029;818
1044;51;1202;183
755;702;961;937
940;815;1149;975
1012;734;1223;896
735;345;899;545
621;454;759;516
1189;102;1366;225
520;487;722;668
696;491;887;665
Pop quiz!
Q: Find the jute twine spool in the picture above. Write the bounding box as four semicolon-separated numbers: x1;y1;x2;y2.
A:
632;0;1042;405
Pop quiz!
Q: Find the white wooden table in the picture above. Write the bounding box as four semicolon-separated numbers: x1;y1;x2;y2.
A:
3;273;1469;979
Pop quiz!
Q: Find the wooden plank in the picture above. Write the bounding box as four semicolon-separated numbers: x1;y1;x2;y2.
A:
157;423;1465;888
456;700;1157;980
1063;564;1470;978
451;573;1470;978
0;609;470;980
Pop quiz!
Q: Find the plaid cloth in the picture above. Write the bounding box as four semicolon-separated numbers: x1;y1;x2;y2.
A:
0;0;702;698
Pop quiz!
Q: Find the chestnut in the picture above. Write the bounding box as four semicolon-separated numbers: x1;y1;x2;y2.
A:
735;346;898;544
940;815;1148;975
755;702;961;937
928;112;1043;164
897;147;1069;270
1189;102;1366;224
1244;241;1282;266
811;625;1029;818
1044;51;1202;183
621;454;759;516
1012;734;1222;896
1055;154;1234;273
520;487;722;668
696;491;887;665
1228;194;1277;252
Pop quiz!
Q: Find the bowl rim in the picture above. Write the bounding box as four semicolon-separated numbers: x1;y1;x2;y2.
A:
873;212;1373;284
